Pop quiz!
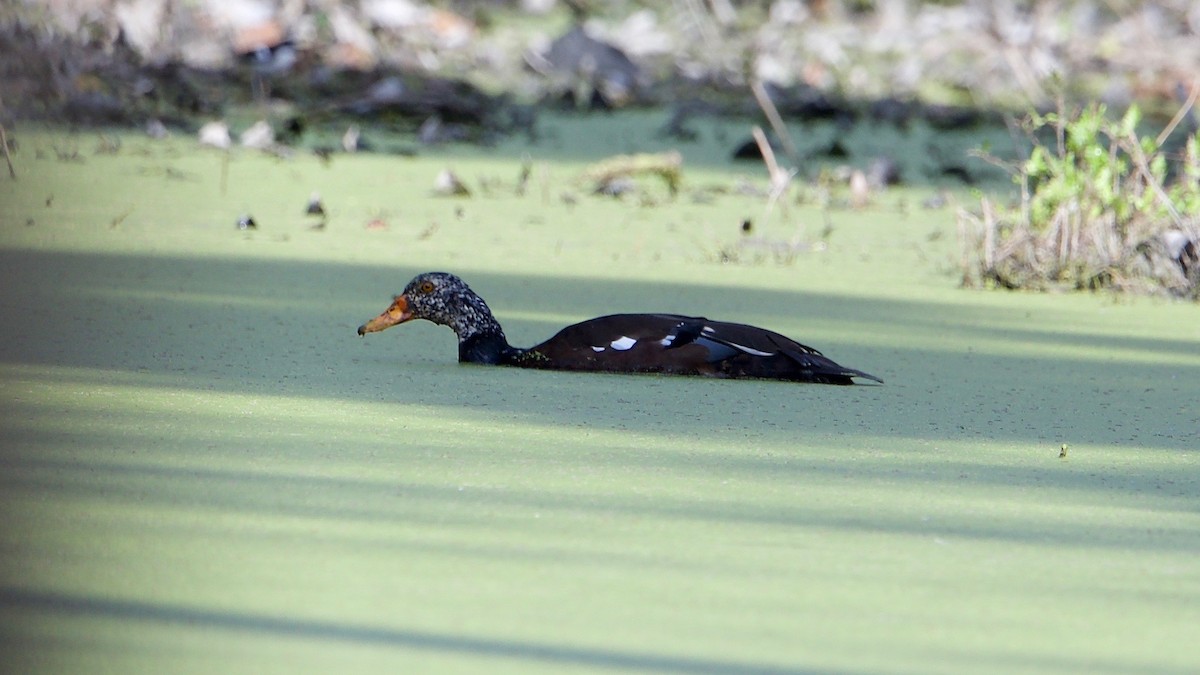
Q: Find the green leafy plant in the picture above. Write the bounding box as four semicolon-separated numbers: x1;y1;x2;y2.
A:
958;101;1200;298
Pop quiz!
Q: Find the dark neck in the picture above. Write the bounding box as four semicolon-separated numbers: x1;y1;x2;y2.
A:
458;331;521;365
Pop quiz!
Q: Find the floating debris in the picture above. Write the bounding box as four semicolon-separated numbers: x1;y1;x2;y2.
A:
145;119;169;139
198;121;231;149
849;170;870;209
237;215;257;230
94;135;121;155
109;205;134;229
342;125;361;153
305;192;326;217
581;151;682;196
594;176;636;198
417;222;440;240
305;192;327;230
433;169;471;197
516;156;532;196
240;120;274;150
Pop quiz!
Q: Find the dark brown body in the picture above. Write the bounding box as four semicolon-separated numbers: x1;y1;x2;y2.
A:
358;273;882;385
512;314;879;384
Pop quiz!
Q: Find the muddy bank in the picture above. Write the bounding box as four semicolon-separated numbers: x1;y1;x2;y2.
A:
2;1;1198;131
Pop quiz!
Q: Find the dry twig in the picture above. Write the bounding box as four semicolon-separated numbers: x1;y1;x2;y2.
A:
0;123;15;180
1156;81;1198;147
752;125;796;224
750;80;798;162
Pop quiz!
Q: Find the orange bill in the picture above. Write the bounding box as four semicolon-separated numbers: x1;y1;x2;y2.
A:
357;295;413;335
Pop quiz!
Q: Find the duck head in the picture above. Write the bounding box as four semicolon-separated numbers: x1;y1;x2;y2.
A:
357;272;510;361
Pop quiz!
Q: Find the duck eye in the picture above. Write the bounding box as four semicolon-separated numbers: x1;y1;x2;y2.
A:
418;281;435;294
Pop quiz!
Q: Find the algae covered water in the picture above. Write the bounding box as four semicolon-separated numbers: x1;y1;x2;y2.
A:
0;119;1197;674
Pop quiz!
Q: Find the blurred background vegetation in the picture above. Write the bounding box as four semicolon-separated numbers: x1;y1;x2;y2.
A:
3;0;1198;122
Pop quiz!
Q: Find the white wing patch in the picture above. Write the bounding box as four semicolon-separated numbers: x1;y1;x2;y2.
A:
591;346;605;352
659;334;676;347
610;336;637;351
